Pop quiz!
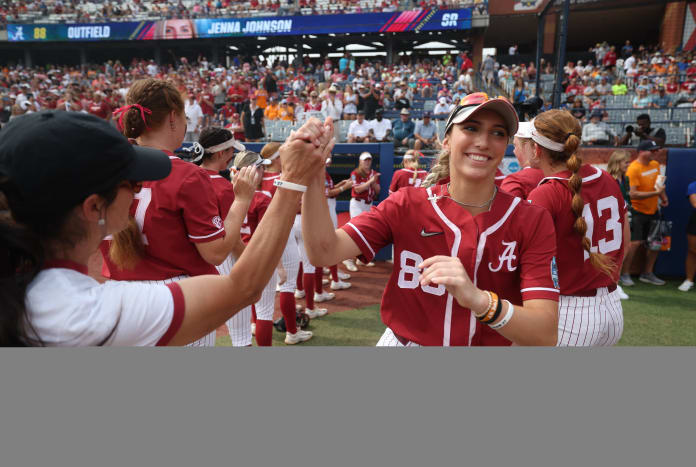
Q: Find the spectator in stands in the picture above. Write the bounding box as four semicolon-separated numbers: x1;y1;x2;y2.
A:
227;113;245;142
433;96;452;117
56;90;83;112
621;140;668;287
565;77;584;98
241;98;264;142
369;108;392;143
569;97;587;122
392;108;415;149
413;112;439;151
360;83;381;120
678;180;696;292
622;40;633;59
581;109;618;146
512;77;528;104
480;53;496;88
343;84;358;120
347;110;372;143
603;45;618;70
305;91;322;113
278;99;294;122
612;77;628;95
596;76;612;96
184;93;203;142
86;91;111;121
264;96;280;121
632;85;652;109
262;69;278;97
620;114;666;147
652;85;673;108
322;86;343;121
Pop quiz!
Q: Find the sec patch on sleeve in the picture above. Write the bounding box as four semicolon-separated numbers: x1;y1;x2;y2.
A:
212;216;223;229
551;256;559;289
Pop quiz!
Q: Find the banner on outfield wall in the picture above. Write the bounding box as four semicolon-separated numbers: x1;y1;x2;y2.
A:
6;8;479;42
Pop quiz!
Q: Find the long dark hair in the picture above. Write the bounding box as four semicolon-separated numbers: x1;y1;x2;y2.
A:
195;127;234;165
0;176;118;346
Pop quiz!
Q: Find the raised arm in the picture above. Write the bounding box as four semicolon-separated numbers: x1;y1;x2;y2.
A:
168;119;332;345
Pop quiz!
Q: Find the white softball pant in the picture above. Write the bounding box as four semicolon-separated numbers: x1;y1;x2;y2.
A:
327;197;338;229
134;275;216;347
217;254;252;347
255;270;278;321
279;225;301;294
349;198;372;219
293;214;315;273
376;328;421;347
556;286;624;347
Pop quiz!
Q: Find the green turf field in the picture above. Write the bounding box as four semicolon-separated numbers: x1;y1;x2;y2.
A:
216;279;696;347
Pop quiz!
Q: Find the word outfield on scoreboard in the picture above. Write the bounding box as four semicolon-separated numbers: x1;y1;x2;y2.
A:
7;8;475;42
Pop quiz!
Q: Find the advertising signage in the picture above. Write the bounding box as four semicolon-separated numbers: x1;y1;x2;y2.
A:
7;8;476;42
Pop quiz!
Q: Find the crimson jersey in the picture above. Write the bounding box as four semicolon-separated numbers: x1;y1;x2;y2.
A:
500;167;545;199
494;167;505;187
205;169;235;218
528;165;626;295
261;171;280;197
351;169;379;203
325;170;335;197
240;190;272;243
102;154;225;280
342;184;559;346
389;168;428;194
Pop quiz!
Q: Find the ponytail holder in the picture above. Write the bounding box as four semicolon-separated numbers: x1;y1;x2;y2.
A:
112;104;152;133
567;132;574;140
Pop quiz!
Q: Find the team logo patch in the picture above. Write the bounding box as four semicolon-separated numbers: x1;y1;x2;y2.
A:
550;256;559;289
489;241;518;272
212;216;223;229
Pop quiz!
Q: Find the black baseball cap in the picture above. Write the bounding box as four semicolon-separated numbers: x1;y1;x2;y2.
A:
637;140;660;151
0;111;171;212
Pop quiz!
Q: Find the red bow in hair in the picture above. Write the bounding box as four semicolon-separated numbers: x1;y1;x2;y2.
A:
112;104;152;133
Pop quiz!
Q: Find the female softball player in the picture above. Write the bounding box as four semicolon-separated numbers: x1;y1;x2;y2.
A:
0;110;334;346
235;149;310;345
301;93;560;346
343;152;380;272
193;127;263;346
388;150;428;194
499;122;545;199
101;78;249;347
527;109;629;346
259;143;315;342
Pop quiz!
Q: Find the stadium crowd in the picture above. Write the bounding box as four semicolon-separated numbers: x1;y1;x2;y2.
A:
2;41;696;146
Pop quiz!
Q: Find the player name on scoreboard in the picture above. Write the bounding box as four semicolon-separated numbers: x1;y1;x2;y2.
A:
206;19;293;35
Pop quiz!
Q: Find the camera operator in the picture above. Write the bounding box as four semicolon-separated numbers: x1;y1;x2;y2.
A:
619;114;666;147
514;96;544;122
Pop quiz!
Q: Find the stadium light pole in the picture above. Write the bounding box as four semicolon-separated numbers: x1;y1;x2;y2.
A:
553;0;571;109
535;0;555;99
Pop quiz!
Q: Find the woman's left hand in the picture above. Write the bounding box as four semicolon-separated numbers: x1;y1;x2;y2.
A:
232;166;260;204
419;256;488;313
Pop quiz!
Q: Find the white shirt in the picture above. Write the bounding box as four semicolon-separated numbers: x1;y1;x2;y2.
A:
369;118;392;140
185;100;203;132
348;120;372;138
146;63;158;76
623;56;636;71
25;263;183;346
321;97;343;120
434;103;454;115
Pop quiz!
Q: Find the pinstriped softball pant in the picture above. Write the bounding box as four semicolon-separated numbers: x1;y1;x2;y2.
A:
557;287;624;347
217;254;252;347
136;275;217;347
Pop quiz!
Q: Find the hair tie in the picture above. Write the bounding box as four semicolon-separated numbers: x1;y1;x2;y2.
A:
566;132;574;140
112;104;152;133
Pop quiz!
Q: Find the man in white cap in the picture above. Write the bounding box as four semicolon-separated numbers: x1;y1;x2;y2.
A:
347;110;372;143
500;121;545;200
433;96;453;117
321;85;343;121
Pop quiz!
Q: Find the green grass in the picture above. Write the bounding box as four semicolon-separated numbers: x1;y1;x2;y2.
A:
617;279;696;346
216;280;696;346
216;305;386;347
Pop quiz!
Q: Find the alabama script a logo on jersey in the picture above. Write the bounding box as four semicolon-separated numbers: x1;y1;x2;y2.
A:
488;240;518;272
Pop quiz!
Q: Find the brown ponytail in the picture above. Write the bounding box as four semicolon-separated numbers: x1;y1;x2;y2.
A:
534;110;615;277
109;78;184;269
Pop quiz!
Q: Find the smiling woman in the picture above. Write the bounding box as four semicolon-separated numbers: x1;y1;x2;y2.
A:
300;93;561;347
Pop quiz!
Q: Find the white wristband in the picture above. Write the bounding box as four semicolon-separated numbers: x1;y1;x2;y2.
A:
489;300;514;330
273;179;307;193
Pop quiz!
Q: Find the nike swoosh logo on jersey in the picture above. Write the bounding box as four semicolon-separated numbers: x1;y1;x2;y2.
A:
420;229;444;237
